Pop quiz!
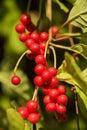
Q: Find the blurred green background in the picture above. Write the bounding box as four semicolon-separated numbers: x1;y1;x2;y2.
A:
0;0;87;130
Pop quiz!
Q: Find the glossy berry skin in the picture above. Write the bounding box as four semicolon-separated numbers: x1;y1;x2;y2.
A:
49;88;59;101
25;38;34;49
51;26;59;34
49;77;58;88
15;24;25;33
56;104;66;114
30;32;39;42
34;64;46;75
57;95;68;105
17;107;29;119
30;43;40;54
39;41;46;50
20;14;31;25
27;112;40;124
19;33;28;42
58;85;66;95
26;100;38;113
46;103;56;112
40;32;49;41
11;75;21;85
34;76;44;87
42;86;51;95
41;70;52;81
43;95;52;105
35;55;46;65
26;23;36;32
48;67;57;77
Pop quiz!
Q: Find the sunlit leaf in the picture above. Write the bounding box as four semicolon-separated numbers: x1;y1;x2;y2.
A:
7;108;25;130
67;0;87;30
63;52;87;95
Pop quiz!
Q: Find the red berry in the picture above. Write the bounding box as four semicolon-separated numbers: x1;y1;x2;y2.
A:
34;76;44;87
49;77;58;88
26;53;36;60
39;41;46;50
11;75;21;85
26;100;38;113
34;64;46;75
30;32;39;42
58;85;66;95
19;33;28;42
46;103;56;112
17;107;29;119
42;85;51;95
49;88;59;101
20;14;31;25
26;22;36;32
48;67;57;77
15;23;25;33
27;112;40;124
57;95;68;105
43;95;51;104
51;26;59;34
41;70;52;81
30;43;40;54
40;32;49;41
56;104;66;114
35;55;46;65
25;38;34;49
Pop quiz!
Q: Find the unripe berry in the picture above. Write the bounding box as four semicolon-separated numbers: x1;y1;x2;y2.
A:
11;75;21;85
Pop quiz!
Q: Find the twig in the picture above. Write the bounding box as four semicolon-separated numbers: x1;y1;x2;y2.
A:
69;24;75;45
71;87;80;130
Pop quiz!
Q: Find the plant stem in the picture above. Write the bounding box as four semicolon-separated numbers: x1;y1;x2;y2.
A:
49;46;57;68
69;24;75;45
33;124;36;130
32;87;39;100
27;0;32;14
14;50;31;75
72;87;80;130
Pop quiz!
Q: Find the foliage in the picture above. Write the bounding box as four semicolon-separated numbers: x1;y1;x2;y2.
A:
0;0;87;130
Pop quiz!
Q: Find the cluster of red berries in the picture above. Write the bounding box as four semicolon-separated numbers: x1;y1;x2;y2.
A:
17;100;40;124
11;13;67;124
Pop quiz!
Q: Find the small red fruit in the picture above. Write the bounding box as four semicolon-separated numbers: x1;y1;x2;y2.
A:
11;75;21;85
26;100;38;113
48;67;57;77
27;112;40;124
58;85;66;95
30;32;39;42
17;107;29;119
19;33;28;42
15;23;25;33
49;88;59;100
34;64;46;75
35;55;46;65
34;76;44;87
20;14;31;25
25;38;34;49
46;103;56;112
49;77;58;88
56;104;66;114
40;32;49;41
57;95;68;105
41;70;52;81
51;26;59;34
43;95;52;105
30;43;40;54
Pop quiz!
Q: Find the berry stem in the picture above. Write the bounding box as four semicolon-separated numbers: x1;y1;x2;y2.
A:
32;87;39;100
27;0;32;14
49;46;57;68
14;50;31;75
33;124;36;130
72;87;80;130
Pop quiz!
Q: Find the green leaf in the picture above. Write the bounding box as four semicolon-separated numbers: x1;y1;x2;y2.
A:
24;123;30;130
63;52;87;95
52;0;69;13
67;0;87;30
7;108;25;130
70;43;87;59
